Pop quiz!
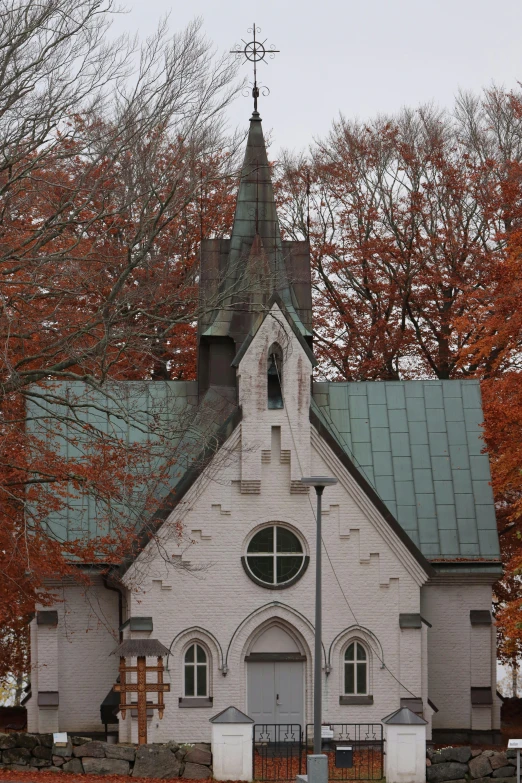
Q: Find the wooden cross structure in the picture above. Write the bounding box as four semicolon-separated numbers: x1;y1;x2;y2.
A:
111;639;170;745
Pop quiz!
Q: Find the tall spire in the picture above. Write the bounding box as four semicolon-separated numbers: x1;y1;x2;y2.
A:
197;26;312;399
202;111;308;344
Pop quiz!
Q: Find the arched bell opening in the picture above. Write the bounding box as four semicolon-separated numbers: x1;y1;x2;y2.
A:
267;343;284;409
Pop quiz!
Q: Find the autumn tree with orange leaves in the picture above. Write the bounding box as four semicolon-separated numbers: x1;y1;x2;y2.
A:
0;0;241;697
3;0;522;703
276;88;522;692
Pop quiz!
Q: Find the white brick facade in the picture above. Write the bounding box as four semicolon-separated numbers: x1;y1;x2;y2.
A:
27;304;498;742
27;576;120;733
421;580;501;732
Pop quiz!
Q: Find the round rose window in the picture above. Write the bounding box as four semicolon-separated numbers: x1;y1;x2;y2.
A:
245;525;306;587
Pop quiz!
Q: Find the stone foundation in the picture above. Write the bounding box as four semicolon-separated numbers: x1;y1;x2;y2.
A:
0;734;212;778
427;746;519;783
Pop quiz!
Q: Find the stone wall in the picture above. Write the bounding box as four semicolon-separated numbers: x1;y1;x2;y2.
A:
427;746;519;783
0;734;212;779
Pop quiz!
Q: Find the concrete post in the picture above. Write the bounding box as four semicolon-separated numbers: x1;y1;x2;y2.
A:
210;706;254;782
382;707;427;783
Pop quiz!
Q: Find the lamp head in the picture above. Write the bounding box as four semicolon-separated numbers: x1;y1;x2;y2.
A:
300;476;338;488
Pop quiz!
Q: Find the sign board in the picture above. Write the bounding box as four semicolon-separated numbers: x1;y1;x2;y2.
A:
53;732;68;747
321;726;334;739
508;740;522;749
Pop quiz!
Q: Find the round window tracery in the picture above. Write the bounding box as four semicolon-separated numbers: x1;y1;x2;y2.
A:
245;525;305;587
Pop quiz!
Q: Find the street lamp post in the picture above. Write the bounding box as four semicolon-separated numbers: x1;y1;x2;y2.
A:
300;476;338;758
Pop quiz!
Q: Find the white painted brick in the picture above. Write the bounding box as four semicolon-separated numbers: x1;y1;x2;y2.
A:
29;310;497;743
27;577;120;733
421;583;494;730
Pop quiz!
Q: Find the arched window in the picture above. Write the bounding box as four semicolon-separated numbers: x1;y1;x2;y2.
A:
344;641;367;695
184;643;208;697
267;344;283;409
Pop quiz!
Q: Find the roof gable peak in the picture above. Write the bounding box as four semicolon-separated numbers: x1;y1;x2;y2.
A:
232;293;316;369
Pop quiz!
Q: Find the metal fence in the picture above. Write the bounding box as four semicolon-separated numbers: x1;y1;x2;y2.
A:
252;723;384;782
253;723;304;781
305;723;384;781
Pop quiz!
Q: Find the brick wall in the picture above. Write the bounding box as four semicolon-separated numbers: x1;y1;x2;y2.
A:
421;581;497;730
29;303;497;742
120;304;431;742
27;576;120;733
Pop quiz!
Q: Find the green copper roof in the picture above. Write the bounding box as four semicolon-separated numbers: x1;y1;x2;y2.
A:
312;379;500;561
26;381;235;544
204;111;309;340
28;378;499;566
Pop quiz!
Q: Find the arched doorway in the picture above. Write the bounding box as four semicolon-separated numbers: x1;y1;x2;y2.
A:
246;624;305;725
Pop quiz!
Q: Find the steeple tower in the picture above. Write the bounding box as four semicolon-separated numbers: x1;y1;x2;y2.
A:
197;113;312;400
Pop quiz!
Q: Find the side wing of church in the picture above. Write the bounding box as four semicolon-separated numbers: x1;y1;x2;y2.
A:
26;111;502;746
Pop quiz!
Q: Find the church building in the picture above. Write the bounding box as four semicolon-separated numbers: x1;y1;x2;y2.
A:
26;110;502;746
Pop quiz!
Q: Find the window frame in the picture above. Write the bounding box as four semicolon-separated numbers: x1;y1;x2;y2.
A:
343;640;369;696
242;524;309;590
183;642;209;698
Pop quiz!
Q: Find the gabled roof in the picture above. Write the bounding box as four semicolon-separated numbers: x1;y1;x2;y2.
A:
310;403;434;577
382;707;427;725
110;639;170;657
210;706;254;724
312;379;500;564
26;381;239;549
28;375;500;574
231;292;317;369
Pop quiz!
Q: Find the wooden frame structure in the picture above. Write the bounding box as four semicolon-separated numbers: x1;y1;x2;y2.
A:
111;638;170;745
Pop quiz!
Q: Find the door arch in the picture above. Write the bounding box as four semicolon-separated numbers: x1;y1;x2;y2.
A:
246;623;305;726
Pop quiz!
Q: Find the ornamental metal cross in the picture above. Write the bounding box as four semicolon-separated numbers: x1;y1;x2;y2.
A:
230;24;280;112
113;656;170;745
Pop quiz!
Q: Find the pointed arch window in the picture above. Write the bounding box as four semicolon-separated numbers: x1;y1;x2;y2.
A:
344;641;368;695
267;344;283;409
184;643;208;697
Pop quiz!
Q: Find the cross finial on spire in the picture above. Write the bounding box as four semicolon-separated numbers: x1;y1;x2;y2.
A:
230;24;280;112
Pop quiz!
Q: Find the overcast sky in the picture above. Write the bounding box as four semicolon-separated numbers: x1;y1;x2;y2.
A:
112;0;522;152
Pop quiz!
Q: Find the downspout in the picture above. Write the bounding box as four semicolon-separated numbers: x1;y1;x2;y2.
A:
103;576;124;643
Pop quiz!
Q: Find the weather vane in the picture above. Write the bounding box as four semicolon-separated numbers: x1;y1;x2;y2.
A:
230;24;280;112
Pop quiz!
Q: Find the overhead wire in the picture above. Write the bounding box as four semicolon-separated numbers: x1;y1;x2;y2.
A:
273;353;419;699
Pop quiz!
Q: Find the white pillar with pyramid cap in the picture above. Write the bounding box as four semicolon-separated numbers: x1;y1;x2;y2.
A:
382;707;427;783
210;706;254;781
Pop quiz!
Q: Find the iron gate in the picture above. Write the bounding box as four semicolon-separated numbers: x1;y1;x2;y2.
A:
305;723;384;780
253;724;303;781
252;723;384;782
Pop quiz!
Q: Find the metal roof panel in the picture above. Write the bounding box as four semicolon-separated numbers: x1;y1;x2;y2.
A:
369;404;389;427
385;384;406;409
406;396;427;422
395;480;415;506
313;379;499;561
373;451;393;476
397;505;417;530
391;433;411;457
411;444;431;469
437;505;457;530
375;476;396;501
